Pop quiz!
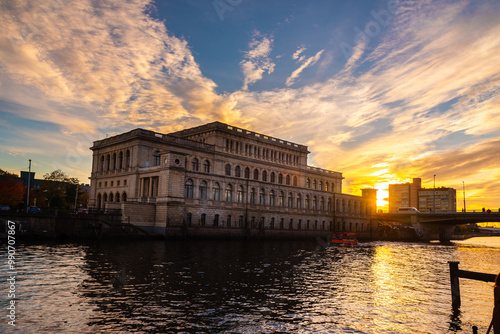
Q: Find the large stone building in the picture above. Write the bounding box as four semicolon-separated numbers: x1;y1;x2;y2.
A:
89;122;376;238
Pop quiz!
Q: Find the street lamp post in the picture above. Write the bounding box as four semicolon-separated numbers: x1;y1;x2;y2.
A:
433;174;436;213
462;181;466;212
26;159;31;212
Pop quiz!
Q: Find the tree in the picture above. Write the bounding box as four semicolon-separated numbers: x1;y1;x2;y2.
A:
0;169;19;179
0;178;25;207
41;169;79;209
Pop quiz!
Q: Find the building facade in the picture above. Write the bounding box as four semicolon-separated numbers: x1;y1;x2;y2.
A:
389;178;456;213
388;178;421;213
418;187;456;213
89;122;376;238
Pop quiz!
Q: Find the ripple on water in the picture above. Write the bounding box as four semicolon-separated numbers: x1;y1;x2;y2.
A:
1;240;499;333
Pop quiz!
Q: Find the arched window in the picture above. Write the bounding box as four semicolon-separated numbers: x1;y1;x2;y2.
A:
250;188;256;204
103;193;108;202
319;181;323;191
97;193;102;209
259;188;265;205
225;184;233;202
262;170;267;182
306;178;311;188
213;182;220;201
279;191;284;207
153;150;160;166
106;154;111;171
235;166;241;177
305;195;310;209
199;181;208;200
270;172;275;183
313;179;317;190
328;198;332;211
325;182;329;192
100;156;105;171
286;174;291;185
244;167;250;179
112;153;117;170
109;192;114;202
288;192;293;208
185;179;194;198
192;158;199;171
118;151;123;169
225;164;231;176
116;192;120;202
313;196;318;210
125;150;130;168
237;185;244;203
203;160;210;173
269;190;275;206
122;192;127;202
297;194;302;208
214;214;219;227
253;169;259;180
278;173;283;184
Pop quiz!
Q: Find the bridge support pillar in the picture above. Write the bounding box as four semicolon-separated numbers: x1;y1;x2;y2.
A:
412;220;455;242
438;225;455;242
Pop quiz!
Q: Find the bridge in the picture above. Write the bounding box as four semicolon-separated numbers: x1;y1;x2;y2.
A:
376;212;500;241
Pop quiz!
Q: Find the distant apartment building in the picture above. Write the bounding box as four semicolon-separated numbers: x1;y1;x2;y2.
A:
388;178;421;213
418;187;456;213
388;178;456;213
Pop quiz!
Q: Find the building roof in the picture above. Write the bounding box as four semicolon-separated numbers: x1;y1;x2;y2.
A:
170;121;309;153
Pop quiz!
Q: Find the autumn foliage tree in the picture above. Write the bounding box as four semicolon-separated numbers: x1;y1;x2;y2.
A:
0;169;24;207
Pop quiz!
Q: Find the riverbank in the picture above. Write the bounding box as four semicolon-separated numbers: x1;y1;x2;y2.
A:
1;212;492;242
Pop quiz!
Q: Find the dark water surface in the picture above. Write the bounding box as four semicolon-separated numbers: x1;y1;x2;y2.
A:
1;237;500;333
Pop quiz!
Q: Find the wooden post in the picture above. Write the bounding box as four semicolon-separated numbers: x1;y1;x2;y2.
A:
449;261;461;308
448;261;496;310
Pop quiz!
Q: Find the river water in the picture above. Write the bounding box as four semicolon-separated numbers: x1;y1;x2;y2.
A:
1;237;499;333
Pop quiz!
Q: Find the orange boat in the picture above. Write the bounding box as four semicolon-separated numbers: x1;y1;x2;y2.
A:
331;232;358;245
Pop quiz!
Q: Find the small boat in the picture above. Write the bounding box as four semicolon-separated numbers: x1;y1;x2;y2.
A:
331;232;358;245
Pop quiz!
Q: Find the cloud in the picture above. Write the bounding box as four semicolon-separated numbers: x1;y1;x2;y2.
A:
1;0;500;211
232;0;500;207
240;31;275;90
292;46;306;60
0;0;242;180
285;49;324;86
0;0;237;135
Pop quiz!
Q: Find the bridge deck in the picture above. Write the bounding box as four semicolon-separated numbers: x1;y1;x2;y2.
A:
377;212;500;225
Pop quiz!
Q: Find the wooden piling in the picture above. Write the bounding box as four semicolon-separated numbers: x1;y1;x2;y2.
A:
449;261;461;308
448;261;497;310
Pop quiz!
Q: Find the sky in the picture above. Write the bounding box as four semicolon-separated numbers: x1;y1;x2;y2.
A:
1;0;500;211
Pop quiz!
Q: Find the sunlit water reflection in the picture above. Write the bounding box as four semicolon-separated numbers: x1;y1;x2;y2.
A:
1;237;499;333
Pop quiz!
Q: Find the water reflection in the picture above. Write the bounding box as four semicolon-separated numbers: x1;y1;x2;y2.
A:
1;239;499;333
